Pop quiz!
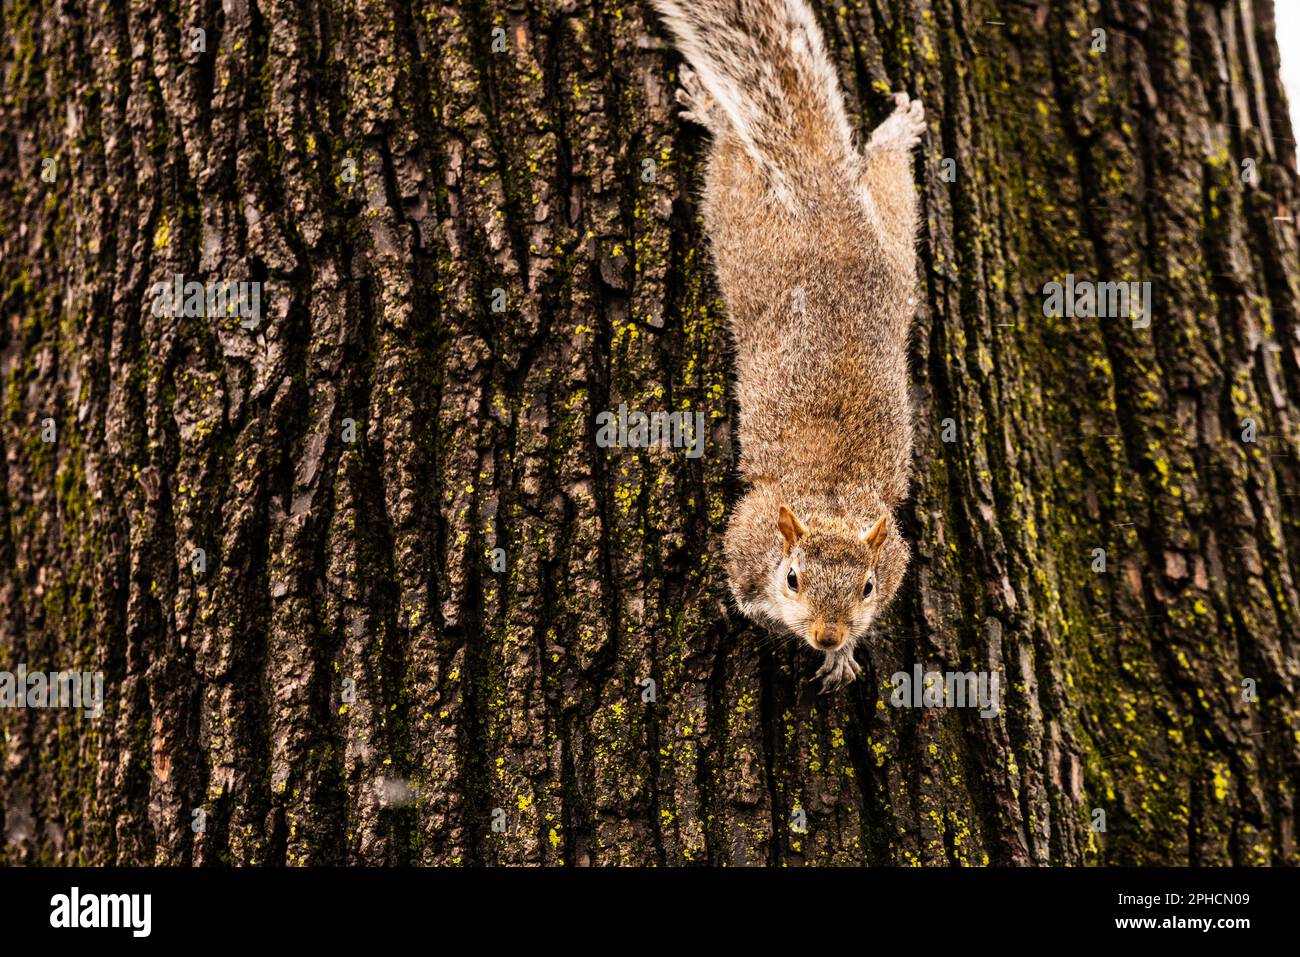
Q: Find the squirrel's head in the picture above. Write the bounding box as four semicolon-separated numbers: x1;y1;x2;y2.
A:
730;501;907;652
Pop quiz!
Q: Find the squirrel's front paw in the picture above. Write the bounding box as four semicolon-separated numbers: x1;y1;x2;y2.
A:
675;66;721;132
866;91;926;152
812;646;862;694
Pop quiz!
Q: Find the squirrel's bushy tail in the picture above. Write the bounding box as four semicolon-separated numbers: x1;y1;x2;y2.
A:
651;0;856;183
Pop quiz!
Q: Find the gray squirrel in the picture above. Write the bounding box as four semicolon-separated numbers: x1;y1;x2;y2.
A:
651;0;925;691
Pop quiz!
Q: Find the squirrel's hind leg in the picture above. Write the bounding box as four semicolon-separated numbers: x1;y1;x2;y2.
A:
674;66;723;134
860;91;925;256
866;92;926;153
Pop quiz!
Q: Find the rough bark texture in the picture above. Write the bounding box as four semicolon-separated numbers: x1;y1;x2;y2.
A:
2;0;1298;866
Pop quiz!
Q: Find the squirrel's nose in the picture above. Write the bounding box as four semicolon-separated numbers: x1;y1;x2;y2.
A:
809;617;849;650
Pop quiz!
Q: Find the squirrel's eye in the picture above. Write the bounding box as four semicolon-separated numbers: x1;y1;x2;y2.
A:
786;568;799;591
863;576;875;598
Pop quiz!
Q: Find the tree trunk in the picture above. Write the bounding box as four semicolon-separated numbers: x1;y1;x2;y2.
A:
2;0;1298;866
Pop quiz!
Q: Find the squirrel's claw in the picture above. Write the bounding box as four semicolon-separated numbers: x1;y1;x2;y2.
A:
866;91;926;153
675;66;721;132
813;647;861;694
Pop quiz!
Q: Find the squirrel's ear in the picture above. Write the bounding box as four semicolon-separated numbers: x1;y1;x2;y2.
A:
862;514;888;550
777;504;808;552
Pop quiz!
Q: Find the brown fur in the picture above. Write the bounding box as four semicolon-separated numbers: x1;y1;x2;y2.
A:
652;0;926;691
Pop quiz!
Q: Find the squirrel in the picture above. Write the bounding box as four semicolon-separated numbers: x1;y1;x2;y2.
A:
651;0;925;691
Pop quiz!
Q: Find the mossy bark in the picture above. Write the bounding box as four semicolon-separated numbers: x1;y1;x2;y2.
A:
2;0;1298;865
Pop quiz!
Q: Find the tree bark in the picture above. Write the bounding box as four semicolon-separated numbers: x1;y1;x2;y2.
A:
2;0;1298;866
